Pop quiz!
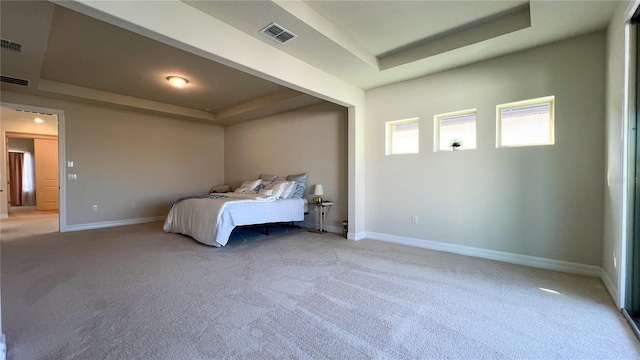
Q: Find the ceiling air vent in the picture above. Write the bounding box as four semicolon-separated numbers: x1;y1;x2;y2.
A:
1;39;22;53
260;22;297;44
15;109;53;116
0;75;29;86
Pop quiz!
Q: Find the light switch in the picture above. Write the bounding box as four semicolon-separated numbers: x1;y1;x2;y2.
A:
67;161;74;168
68;174;77;180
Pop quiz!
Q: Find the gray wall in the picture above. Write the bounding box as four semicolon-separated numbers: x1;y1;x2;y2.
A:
365;31;606;265
224;102;348;230
1;91;225;226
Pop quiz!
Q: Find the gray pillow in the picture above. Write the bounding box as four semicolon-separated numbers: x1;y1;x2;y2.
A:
287;173;307;198
260;174;277;181
257;174;277;190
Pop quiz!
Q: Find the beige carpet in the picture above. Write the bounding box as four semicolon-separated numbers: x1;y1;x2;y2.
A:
1;216;639;359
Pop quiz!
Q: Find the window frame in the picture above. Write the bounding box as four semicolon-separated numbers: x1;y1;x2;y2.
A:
385;117;419;155
496;96;555;148
433;108;477;152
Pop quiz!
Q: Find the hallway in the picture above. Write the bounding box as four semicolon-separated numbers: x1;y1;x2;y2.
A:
1;207;58;240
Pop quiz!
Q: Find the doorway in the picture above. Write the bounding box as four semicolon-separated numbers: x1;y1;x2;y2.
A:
0;105;61;233
626;17;640;336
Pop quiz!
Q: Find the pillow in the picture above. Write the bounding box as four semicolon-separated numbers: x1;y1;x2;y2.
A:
256;174;277;190
258;188;273;196
287;173;307;198
280;180;297;199
260;174;277;181
239;179;261;191
256;180;272;190
234;187;247;193
264;181;288;198
209;184;230;194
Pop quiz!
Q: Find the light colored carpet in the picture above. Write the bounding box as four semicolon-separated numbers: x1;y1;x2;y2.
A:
1;217;639;359
2;207;58;238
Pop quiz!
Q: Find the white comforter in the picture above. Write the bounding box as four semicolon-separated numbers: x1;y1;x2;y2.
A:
163;193;303;247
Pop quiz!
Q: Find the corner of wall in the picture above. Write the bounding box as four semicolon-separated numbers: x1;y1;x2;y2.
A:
601;268;620;308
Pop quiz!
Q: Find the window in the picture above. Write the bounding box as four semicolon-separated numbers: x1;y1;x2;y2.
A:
434;109;477;151
386;118;419;155
497;96;554;147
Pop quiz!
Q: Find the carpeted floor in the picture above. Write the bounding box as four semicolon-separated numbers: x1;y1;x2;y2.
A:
2;216;639;359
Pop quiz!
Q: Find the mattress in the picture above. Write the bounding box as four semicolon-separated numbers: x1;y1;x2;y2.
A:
164;196;305;247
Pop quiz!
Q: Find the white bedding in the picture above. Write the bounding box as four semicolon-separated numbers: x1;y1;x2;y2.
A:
163;193;305;247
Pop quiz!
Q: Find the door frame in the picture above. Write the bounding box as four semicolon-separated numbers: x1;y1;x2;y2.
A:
0;102;66;232
5;132;59;211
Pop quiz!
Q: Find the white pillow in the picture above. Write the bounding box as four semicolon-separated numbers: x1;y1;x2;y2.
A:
264;181;287;198
280;180;297;199
240;179;261;191
234;187;247;193
258;188;273;196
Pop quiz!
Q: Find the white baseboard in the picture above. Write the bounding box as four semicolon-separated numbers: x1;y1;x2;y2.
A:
348;231;366;241
0;214;7;219
65;216;165;232
600;269;620;308
365;231;601;277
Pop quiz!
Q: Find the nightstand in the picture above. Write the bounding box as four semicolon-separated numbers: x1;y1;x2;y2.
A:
310;201;333;234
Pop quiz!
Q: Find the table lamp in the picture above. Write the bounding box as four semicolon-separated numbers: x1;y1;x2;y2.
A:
314;184;324;204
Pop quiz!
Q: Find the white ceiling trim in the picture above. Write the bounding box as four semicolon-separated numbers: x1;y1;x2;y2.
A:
379;4;531;70
273;0;379;70
38;79;217;122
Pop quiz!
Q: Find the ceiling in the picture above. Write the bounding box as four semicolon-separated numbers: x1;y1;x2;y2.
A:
0;1;618;125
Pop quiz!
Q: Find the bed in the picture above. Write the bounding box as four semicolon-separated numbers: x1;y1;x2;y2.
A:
163;174;308;246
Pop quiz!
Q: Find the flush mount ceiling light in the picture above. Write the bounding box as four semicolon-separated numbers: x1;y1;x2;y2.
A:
34;117;44;124
167;76;188;88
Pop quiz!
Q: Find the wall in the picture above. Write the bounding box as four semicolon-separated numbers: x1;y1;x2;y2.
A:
7;138;34;153
0;91;225;226
603;1;631;304
224;102;348;230
365;31;606;266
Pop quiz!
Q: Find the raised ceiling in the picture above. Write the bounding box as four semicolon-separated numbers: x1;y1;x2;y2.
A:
187;0;616;89
0;1;618;124
0;1;322;125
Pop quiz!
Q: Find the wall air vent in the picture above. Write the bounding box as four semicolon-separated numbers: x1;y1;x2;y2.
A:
260;22;297;44
1;39;22;52
0;75;29;86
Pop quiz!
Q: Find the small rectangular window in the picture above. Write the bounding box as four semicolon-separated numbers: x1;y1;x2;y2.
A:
497;96;554;147
385;118;419;155
434;109;477;151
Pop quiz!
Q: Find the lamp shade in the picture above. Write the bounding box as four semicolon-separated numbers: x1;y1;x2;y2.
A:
314;184;324;196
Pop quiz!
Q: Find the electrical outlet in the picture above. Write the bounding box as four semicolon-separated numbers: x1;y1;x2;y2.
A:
92;205;98;212
411;215;418;223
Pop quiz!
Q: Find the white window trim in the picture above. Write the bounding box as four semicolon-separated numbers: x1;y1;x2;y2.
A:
385;117;419;155
433;108;477;152
496;96;555;148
